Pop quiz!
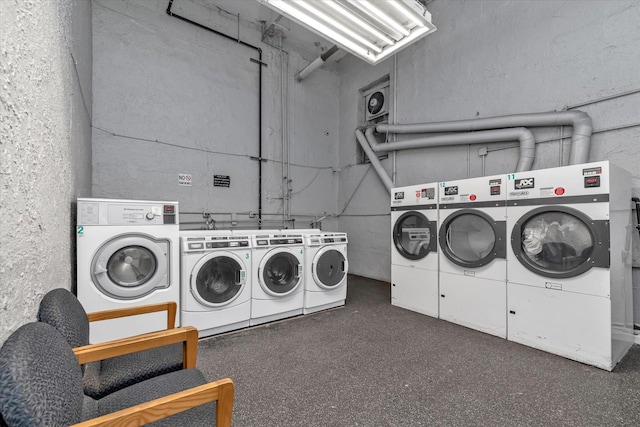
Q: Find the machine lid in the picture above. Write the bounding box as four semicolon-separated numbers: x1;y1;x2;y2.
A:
393;211;437;261
91;234;169;299
191;252;247;307
259;249;302;297
313;247;348;289
511;206;609;278
439;209;506;268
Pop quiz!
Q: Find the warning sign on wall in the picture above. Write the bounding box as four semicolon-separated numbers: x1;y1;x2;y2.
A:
178;174;192;186
214;175;230;188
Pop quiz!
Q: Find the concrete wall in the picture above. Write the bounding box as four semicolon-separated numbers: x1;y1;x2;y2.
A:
92;0;339;231
337;0;640;291
0;0;92;343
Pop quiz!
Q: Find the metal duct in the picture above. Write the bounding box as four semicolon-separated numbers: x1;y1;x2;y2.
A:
376;110;592;165
355;128;394;192
369;127;536;172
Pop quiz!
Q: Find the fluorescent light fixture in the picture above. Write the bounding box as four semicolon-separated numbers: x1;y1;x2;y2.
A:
257;0;437;65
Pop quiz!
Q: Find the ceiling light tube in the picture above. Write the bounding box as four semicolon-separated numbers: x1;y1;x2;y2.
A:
348;0;410;37
325;1;395;46
375;26;430;62
389;1;425;28
265;0;372;58
296;1;383;53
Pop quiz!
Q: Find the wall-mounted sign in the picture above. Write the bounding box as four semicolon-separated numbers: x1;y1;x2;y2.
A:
214;175;230;188
178;173;192;186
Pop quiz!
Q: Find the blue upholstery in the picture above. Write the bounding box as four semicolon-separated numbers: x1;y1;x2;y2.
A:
37;288;183;399
0;322;217;426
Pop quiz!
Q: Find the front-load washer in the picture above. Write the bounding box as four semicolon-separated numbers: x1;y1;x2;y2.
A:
506;161;633;370
180;230;252;338
438;175;507;338
76;198;180;343
390;183;439;317
250;232;305;326
303;232;348;314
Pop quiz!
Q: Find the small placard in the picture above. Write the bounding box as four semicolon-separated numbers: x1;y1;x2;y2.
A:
178;174;192;186
214;175;230;188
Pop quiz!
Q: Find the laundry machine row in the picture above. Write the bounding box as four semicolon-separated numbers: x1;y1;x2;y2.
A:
390;161;633;370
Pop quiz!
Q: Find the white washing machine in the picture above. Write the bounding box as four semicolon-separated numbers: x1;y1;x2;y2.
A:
390;183;439;317
180;230;252;338
506;161;633;370
250;231;305;326
76;198;180;343
438;175;507;338
303;232;348;314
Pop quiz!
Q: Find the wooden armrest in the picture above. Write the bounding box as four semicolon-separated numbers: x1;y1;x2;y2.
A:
74;326;198;369
72;378;234;427
87;301;177;330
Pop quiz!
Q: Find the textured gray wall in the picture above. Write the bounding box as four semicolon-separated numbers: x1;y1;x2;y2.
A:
337;0;640;286
0;0;92;343
91;0;340;231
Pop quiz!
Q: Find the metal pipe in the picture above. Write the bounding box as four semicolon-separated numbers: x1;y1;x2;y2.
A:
369;127;536;172
355;128;394;191
376;110;592;165
295;45;339;82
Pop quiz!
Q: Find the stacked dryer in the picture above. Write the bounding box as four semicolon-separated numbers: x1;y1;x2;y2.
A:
438;175;507;338
390;183;439;317
303;231;348;314
506;161;633;370
179;230;252;338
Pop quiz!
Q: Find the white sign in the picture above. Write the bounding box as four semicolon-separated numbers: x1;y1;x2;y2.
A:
178;174;192;186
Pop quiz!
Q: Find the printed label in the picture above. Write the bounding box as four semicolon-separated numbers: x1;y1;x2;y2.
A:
514;178;535;189
583;166;602;176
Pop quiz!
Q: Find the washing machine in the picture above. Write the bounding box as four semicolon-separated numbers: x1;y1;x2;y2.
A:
303;232;348;314
250;231;305;326
390;183;439;317
506;161;633;370
76;198;180;343
180;230;252;338
438;175;507;338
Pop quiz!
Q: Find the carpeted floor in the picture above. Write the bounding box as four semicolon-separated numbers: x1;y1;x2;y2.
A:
196;275;640;426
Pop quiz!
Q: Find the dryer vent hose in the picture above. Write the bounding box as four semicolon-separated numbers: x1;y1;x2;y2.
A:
633;198;640;238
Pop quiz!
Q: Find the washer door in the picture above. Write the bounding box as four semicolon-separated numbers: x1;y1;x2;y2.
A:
511;206;609;278
91;234;169;299
393;211;437;260
312;246;348;289
439;209;506;268
191;251;247;307
258;248;303;297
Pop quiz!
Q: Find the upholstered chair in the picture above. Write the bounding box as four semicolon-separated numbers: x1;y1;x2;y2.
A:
0;322;233;426
37;288;183;399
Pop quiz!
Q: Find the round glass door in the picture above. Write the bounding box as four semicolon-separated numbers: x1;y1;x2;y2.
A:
91;234;169;299
439;210;505;268
512;206;603;278
313;248;347;289
260;250;301;296
393;211;435;260
192;253;246;307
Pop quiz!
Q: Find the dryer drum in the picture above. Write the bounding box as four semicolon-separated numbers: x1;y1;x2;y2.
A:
107;246;157;287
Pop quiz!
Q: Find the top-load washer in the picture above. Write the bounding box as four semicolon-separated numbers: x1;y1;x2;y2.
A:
303;232;348;314
180;230;252;338
506;161;633;370
77;198;180;343
438;175;507;338
390;183;439;317
250;231;305;326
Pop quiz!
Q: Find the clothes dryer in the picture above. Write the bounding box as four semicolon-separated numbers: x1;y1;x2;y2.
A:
438;175;507;338
76;198;180;343
506;161;633;370
390;183;439;317
250;232;305;326
303;232;348;314
180;230;252;338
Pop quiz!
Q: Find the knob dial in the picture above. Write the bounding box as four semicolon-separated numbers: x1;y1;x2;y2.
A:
146;212;155;220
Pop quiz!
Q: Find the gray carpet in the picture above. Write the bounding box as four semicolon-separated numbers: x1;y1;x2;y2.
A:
196;275;640;426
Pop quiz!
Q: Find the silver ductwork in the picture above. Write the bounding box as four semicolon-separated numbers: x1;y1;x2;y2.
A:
355;128;394;192
376;110;592;165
